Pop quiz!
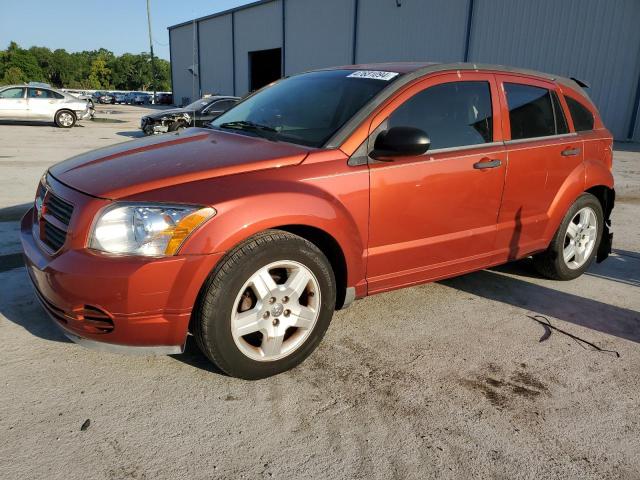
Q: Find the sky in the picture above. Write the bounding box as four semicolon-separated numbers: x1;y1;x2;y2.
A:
0;0;254;60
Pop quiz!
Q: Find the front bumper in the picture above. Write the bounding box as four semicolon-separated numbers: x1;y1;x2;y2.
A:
140;117;168;135
21;206;223;354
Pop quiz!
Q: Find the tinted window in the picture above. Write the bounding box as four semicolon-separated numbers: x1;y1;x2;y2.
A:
212;70;393;147
387;81;493;150
551;92;569;134
564;95;594;131
0;87;25;99
28;88;63;99
505;83;558;139
206;99;237;112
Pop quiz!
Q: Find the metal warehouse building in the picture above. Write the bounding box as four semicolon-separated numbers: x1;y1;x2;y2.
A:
169;0;640;141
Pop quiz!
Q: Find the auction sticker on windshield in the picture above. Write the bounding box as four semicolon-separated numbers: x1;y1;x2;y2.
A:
347;71;399;81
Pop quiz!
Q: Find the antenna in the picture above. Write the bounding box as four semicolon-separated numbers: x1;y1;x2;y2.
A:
146;0;157;103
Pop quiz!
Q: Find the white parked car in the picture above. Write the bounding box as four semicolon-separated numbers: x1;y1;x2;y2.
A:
0;85;92;128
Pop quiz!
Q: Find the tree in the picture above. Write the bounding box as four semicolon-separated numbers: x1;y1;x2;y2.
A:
87;55;112;89
2;66;26;84
0;41;172;91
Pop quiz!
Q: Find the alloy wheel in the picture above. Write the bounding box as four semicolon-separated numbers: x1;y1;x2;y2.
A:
59;112;74;127
563;206;597;269
230;260;321;362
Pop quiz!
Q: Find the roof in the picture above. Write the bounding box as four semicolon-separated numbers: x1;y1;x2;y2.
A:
321;61;582;89
324;62;591;148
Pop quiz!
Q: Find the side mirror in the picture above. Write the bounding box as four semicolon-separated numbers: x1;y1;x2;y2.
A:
371;126;430;160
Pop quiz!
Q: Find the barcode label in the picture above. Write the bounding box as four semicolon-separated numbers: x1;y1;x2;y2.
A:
347;70;400;81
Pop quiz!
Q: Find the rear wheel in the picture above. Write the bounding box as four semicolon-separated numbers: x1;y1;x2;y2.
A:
193;230;336;379
532;193;603;280
54;110;76;128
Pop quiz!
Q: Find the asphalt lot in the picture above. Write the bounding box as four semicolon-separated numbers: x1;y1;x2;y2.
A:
0;105;639;479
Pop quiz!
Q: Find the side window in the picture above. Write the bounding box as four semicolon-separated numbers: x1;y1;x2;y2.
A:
0;87;25;99
551;91;569;134
52;91;64;99
564;95;594;132
387;81;493;150
29;88;53;99
504;83;557;139
208;100;237;112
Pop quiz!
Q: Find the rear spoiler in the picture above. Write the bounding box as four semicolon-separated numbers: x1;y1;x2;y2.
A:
570;77;590;88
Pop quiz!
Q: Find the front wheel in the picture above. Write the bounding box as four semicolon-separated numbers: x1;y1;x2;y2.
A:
169;120;188;132
193;230;336;379
532;193;603;280
55;110;76;128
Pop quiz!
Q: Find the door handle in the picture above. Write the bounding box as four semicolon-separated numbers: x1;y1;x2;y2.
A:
561;147;581;157
473;159;502;169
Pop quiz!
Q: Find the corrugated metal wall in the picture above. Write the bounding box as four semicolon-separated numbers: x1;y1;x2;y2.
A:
169;23;199;105
199;14;234;96
169;0;640;140
233;0;283;95
284;0;355;75
355;0;470;63
469;0;640;141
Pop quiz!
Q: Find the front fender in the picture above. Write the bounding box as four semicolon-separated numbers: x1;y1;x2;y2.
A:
178;178;369;291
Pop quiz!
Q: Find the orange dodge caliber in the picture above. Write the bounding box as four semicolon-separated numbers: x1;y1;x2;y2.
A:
22;63;614;379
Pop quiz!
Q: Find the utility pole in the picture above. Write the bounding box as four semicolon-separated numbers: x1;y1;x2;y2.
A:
146;0;157;103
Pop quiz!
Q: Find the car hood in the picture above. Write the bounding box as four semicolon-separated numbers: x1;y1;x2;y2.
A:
49;128;312;199
144;108;195;120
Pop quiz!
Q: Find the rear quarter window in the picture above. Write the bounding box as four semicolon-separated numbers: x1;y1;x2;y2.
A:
564;95;594;131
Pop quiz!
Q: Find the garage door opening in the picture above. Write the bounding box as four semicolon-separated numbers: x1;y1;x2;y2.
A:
249;48;282;92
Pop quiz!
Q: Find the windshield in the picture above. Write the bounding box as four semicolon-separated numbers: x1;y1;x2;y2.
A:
211;69;398;147
185;98;215;111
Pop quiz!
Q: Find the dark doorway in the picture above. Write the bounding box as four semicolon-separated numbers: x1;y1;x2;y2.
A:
249;48;282;92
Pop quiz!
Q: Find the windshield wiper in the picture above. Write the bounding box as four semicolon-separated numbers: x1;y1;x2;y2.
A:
219;120;278;134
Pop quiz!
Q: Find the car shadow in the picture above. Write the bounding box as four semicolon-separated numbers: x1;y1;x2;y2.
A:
441;255;640;344
0;203;70;343
613;141;640;153
0;266;71;343
491;250;640;287
170;337;226;375
0;120;55;127
116;131;146;138
0;202;31;222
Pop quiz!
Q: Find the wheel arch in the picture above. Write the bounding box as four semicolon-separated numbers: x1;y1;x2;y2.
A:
585;184;615;220
275;224;349;309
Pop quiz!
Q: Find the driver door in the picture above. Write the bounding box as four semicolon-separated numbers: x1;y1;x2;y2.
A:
366;73;507;293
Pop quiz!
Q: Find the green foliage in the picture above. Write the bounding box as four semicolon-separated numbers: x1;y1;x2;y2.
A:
0;41;171;91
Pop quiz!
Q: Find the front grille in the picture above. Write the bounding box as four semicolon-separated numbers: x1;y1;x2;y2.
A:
42;221;67;251
46;193;74;225
36;184;75;253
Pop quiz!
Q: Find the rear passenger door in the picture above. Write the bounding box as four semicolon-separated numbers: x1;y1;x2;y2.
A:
494;75;582;260
27;88;64;120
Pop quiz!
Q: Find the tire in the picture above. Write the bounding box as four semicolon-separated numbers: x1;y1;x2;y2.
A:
54;110;76;128
532;193;603;280
193;230;336;379
169;120;188;132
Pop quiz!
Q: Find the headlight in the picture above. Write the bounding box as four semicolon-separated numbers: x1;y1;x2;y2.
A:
89;204;215;256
